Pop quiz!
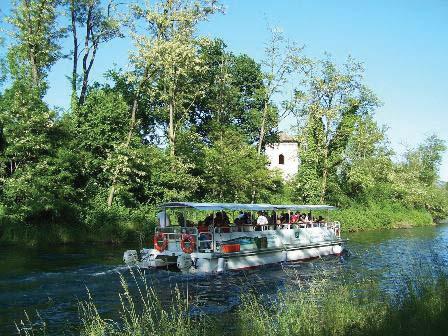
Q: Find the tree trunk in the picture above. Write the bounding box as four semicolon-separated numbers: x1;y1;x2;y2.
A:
78;4;94;106
257;99;269;154
168;100;175;156
320;140;329;203
107;95;139;207
70;0;78;98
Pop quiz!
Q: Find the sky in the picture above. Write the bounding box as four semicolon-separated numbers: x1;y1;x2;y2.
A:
1;0;448;180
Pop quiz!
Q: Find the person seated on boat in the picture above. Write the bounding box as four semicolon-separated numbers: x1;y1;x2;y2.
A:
177;212;186;226
290;211;301;223
279;213;288;224
302;214;311;223
197;220;209;233
204;213;214;226
269;211;277;225
256;211;268;231
222;211;231;226
316;215;324;223
214;211;231;232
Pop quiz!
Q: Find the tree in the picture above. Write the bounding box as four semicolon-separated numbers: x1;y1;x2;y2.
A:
130;0;221;156
257;27;302;154
340;115;393;201
68;0;123;106
187;39;266;144
404;135;446;186
106;0;220;206
6;0;65;94
292;57;379;203
200;129;281;203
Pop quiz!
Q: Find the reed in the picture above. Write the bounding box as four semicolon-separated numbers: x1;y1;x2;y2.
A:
15;269;448;336
237;271;448;336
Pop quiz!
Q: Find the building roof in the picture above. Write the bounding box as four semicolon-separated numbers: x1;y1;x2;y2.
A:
278;132;297;143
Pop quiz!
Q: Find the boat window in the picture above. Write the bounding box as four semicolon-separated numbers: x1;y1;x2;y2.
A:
279;154;285;165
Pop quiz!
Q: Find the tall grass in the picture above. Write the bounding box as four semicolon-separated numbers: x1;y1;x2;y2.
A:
15;269;448;336
78;268;214;336
237;272;448;336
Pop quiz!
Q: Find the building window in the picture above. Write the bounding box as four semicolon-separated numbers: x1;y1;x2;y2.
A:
279;154;285;165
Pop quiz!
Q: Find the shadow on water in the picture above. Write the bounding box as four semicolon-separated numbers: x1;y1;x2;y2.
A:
1;224;448;335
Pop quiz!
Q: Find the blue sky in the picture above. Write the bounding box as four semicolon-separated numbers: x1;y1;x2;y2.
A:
1;0;448;180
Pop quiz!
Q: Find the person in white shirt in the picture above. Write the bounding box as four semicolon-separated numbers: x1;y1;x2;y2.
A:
157;210;170;228
256;211;268;227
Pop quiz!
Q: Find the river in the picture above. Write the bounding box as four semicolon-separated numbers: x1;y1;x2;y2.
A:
1;224;448;335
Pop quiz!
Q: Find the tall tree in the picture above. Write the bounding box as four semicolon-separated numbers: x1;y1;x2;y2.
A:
68;0;122;106
130;0;220;156
292;57;379;202
106;0;220;206
404;135;446;186
6;0;65;94
257;27;301;154
188;39;266;144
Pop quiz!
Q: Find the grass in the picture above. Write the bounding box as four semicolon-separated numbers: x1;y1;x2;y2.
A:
237;272;448;336
15;268;448;336
333;201;434;231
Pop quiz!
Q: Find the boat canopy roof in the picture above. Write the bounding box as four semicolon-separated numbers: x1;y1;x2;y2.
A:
159;202;336;211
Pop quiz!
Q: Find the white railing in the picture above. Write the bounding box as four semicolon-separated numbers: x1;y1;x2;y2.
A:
154;221;341;253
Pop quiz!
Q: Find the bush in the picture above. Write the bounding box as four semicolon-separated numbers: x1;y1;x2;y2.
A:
333;201;433;231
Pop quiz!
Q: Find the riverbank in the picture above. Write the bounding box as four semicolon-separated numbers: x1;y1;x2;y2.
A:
333;202;434;232
0;201;437;246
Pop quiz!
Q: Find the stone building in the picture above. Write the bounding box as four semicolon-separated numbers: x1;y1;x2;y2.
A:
265;132;299;180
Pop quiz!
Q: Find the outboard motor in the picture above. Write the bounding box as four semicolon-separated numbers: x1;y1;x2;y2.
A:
177;254;193;272
123;250;138;265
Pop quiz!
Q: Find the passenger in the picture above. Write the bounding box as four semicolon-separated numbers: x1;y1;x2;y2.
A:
177;212;186;226
222;211;231;226
256;211;268;230
316;215;324;223
280;213;288;224
197;220;209;233
204;213;214;226
269;211;277;225
291;211;300;223
236;211;245;224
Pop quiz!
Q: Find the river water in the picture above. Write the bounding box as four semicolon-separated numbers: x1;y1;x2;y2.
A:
1;224;448;335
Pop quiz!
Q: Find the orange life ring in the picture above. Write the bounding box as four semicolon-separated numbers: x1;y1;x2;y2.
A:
180;234;196;254
153;232;168;252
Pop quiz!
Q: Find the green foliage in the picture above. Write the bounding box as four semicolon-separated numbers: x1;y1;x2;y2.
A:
293;57;380;203
199;129;282;203
0;0;447;245
237;275;448;336
6;0;65;92
332;201;433;231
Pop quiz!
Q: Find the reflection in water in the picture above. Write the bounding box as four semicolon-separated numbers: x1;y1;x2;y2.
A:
1;224;448;335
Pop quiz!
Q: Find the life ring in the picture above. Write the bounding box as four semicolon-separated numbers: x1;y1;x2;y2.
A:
153;232;168;252
180;234;196;254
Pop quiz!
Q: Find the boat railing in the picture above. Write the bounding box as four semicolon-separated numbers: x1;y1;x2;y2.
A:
197;231;214;252
155;226;201;252
212;222;341;233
